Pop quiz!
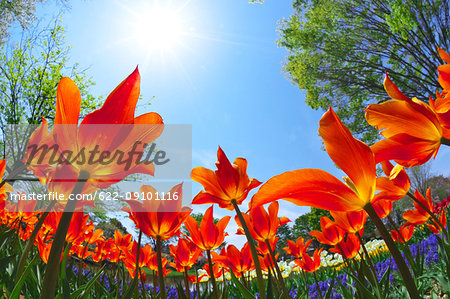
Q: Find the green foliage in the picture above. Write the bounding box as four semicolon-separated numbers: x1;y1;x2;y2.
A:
0;0;44;42
292;207;330;239
278;0;449;144
276;223;293;258
0;17;98;127
0;17;99;174
95;218;128;239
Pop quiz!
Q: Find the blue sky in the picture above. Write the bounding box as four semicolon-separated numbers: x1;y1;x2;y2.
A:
28;0;450;246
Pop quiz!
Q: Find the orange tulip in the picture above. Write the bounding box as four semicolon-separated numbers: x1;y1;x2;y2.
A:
402;188;434;225
256;236;278;256
375;161;410;202
250;107;376;212
83;225;103;246
437;47;450;91
114;230;132;259
184;205;230;251
0;160;13;202
236;201;290;243
426;210;447;234
66;212;89;244
203;263;224;279
330;210;367;235
329;233;361;259
146;250;171;276
188;274;202;284
371;198;393;219
104;238;120;263
24;68;164;196
365;74;444;167
297;248;322;273
169;238;202;272
92;237;107;263
213;243;254;278
124;184;192;240
123;242;154;278
283;237;312;259
430;90;450;134
310;216;345;246
37;237;52;264
391;223;415;243
191;147;261;210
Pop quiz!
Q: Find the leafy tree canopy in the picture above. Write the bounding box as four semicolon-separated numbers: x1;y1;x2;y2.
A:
278;0;450;143
0;17;98;173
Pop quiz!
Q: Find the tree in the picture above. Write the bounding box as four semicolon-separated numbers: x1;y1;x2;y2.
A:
0;17;98;175
278;0;450;143
0;0;44;42
427;175;450;201
275;222;293;259
407;163;433;196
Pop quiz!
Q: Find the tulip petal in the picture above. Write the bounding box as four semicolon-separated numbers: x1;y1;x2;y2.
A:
383;73;410;102
55;77;81;125
82;68;140;125
438;64;450;90
215;147;239;198
191;167;228;200
250;169;363;212
319;108;376;205
372;133;440;166
365;100;441;140
438;47;450;64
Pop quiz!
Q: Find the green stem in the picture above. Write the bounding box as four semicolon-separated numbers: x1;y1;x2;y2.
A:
266;239;289;298
301;270;309;299
156;235;166;299
195;266;200;298
266;253;281;294
441;136;450;146
14;200;56;283
313;271;323;299
184;266;191;299
232;199;266;299
357;233;383;295
136;230;142;277
152;270;157;297
337;243;356;276
364;203;419;299
386;216;418;276
206;250;219;299
40;171;89;299
140;268;147;299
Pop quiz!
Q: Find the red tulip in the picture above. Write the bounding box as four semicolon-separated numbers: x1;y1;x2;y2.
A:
310;216;345;246
184;205;230;251
191;147;261;210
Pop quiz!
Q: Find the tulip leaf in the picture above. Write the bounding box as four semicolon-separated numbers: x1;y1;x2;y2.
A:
336;279;354;299
175;283;188;299
10;254;38;299
221;282;227;299
266;271;274;299
323;274;335;299
0;256;13;270
346;270;377;299
71;264;105;299
229;269;256;299
120;269;139;299
379;261;392;298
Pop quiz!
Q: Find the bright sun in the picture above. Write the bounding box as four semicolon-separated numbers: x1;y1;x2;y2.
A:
132;6;182;52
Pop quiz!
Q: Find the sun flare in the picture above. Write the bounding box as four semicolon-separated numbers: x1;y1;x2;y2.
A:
131;6;182;52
